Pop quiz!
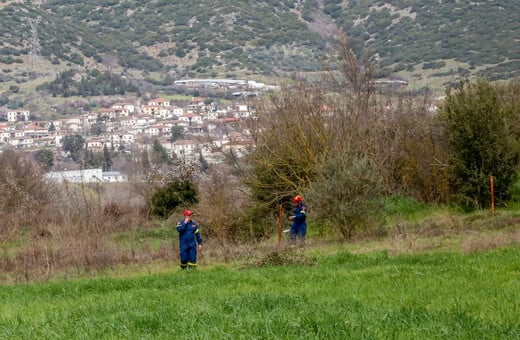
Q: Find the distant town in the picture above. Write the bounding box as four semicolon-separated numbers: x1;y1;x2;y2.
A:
1;79;277;182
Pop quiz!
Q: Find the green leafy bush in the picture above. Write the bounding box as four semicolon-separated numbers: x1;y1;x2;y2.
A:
151;179;198;218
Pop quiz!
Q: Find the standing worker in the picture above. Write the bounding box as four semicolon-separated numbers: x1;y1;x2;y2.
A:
176;209;203;269
287;195;307;247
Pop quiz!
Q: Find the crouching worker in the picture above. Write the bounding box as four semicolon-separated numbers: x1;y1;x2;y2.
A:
287;195;307;248
176;209;203;269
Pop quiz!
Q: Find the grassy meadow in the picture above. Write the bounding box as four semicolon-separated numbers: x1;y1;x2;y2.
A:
1;246;519;339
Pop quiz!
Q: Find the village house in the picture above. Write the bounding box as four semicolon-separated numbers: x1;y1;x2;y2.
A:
102;171;127;182
110;133;135;146
119;117;138;127
0;131;10;143
154;106;174;119
8;136;34;149
171;107;184;117
96;108;118;121
111;103;135;116
147;98;171;107
141;105;161;117
206;109;225;120
179;113;202;125
186;98;205;114
57;117;84;133
172;139;199;159
0;123;11;143
7;109;30;122
148;124;171;136
23;123;49;139
85;137;107;152
143;125;161;137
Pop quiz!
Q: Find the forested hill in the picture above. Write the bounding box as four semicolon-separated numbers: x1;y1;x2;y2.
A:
0;0;519;89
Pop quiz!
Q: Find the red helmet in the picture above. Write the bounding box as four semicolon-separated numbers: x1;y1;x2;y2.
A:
183;209;193;217
292;195;303;204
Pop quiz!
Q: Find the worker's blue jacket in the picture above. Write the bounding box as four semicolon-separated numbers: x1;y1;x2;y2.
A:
177;219;203;249
291;202;308;235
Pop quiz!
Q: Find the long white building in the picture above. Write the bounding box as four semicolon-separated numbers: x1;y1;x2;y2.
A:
44;169;126;183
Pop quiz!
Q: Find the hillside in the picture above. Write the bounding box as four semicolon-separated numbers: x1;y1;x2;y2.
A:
0;0;519;110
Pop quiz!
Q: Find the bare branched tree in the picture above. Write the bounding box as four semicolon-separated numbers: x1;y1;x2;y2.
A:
245;80;331;207
0;150;54;241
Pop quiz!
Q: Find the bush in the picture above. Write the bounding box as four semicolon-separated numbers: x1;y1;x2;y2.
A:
305;155;384;240
0;150;53;235
439;79;520;210
150;179;198;218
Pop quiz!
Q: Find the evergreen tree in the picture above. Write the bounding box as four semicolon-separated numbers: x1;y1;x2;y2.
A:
199;150;209;172
151;139;169;164
61;134;85;162
141;148;150;170
33;149;54;171
103;144;113;172
151;179;198;218
439;79;520;210
171;125;184;142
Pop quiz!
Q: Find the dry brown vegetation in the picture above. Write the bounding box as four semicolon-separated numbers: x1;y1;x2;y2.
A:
1;160;518;285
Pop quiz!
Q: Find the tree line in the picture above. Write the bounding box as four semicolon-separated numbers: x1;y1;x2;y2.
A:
37;69;138;97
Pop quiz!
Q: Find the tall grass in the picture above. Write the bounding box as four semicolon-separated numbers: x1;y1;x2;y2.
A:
1;248;519;339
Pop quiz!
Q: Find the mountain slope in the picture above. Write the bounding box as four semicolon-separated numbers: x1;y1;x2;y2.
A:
0;0;518;99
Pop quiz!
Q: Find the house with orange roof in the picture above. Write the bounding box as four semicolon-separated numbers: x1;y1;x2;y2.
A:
147;98;171;107
24;123;49;139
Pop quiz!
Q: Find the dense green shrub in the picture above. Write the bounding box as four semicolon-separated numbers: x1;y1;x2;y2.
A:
151;179;198;218
439;79;520;210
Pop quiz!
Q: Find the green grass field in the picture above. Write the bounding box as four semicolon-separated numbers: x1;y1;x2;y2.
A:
1;247;519;339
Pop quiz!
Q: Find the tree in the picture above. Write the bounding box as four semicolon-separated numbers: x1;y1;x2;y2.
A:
304;154;384;240
61;134;85;162
0;150;52;232
150;179;198;218
171;125;184;142
33;149;54;171
245;80;330;208
151;138;169;164
198;150;209;172
103;144;113;172
90;123;105;136
439;79;520;210
141;148;150;171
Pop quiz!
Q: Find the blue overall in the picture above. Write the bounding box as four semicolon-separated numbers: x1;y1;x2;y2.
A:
176;219;202;269
290;202;307;245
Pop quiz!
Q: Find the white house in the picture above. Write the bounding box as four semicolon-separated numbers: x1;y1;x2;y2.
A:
179;113;202;124
147;98;170;107
112;103;136;116
0;131;10;143
172;107;184;116
8;136;34;148
110;133;135;145
7;109;30;122
172;139;198;158
24;123;48;138
44;168;104;183
144;125;160;136
102;171;127;182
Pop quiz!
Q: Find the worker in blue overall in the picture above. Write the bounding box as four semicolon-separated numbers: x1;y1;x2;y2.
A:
176;209;203;269
287;195;307;247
